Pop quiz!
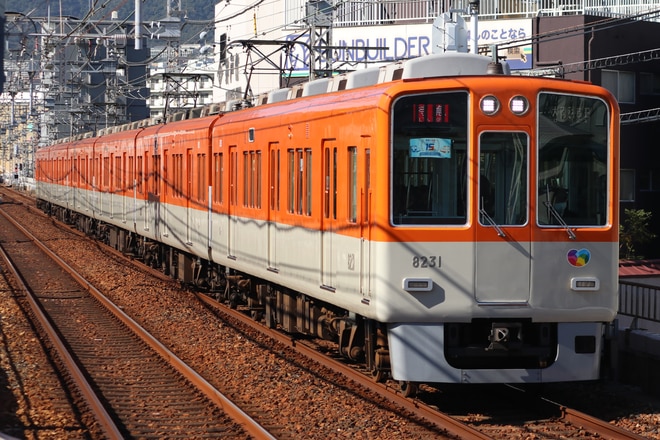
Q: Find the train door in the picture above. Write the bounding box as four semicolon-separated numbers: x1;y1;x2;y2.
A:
321;141;337;289
475;130;530;303
227;146;238;258
268;143;279;270
361;146;372;297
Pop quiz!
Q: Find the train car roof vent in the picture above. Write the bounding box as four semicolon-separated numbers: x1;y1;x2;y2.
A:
207;103;225;115
268;88;291;104
166;111;186;123
378;61;405;83
288;84;305;100
256;92;269;106
346;66;381;89
302;77;332;97
402;53;493;79
187;107;203;119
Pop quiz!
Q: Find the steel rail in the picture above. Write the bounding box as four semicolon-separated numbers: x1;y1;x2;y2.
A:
195;292;492;440
0;208;275;440
0;210;124;439
561;406;648;440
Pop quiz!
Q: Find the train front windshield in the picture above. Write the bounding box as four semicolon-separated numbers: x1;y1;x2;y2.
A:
391;91;610;228
391;91;469;225
537;93;610;227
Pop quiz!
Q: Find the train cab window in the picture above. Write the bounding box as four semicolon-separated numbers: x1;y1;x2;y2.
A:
391;91;469;225
479;132;528;226
537;93;609;227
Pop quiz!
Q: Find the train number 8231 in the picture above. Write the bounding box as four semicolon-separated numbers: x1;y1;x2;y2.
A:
412;256;441;268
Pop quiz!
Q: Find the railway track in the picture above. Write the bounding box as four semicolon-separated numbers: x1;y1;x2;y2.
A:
0;199;273;439
1;186;657;439
197;290;650;440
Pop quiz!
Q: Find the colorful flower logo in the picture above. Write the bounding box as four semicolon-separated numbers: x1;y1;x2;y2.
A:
567;249;590;267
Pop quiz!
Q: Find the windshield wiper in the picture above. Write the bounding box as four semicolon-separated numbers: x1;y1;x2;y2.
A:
543;201;576;240
479;208;506;237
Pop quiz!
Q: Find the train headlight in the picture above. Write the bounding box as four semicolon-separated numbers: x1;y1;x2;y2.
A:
509;95;530;115
480;95;500;116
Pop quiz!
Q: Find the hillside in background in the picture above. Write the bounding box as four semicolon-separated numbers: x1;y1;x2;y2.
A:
5;0;216;43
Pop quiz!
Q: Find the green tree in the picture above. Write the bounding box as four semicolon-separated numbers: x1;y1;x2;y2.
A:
619;208;656;260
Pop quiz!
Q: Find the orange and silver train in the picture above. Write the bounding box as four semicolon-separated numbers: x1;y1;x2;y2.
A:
35;52;620;392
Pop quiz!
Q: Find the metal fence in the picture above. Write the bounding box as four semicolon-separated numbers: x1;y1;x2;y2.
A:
619;279;660;325
331;0;660;24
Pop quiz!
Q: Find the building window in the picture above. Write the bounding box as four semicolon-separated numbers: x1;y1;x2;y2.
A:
640;73;660;95
602;70;635;104
640;169;660;192
620;169;635;202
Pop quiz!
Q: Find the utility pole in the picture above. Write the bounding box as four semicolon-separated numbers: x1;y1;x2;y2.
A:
305;0;333;79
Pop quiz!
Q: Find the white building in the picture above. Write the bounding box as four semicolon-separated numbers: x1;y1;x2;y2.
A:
148;44;216;119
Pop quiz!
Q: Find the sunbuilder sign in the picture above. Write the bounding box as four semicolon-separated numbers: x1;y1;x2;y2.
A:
284;19;532;72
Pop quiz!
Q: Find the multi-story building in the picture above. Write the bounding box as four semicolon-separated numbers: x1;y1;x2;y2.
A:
147;44;215;120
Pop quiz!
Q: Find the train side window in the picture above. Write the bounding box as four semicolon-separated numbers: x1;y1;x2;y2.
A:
296;149;303;214
136;156;143;194
172;154;182;198
197;153;206;202
305;149;312;216
230;148;238;206
323;145;337;220
94;155;100;190
243;150;261;208
103;156;110;190
213;152;223;205
287;149;295;213
324;148;330;218
365;148;370;222
153;154;161;196
243;151;249;206
128;156;134;192
333;148;337;220
269;146;279;211
115;155;122;193
348;146;357;223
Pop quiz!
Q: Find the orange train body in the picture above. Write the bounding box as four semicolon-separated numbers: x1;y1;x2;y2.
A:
36;53;620;384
